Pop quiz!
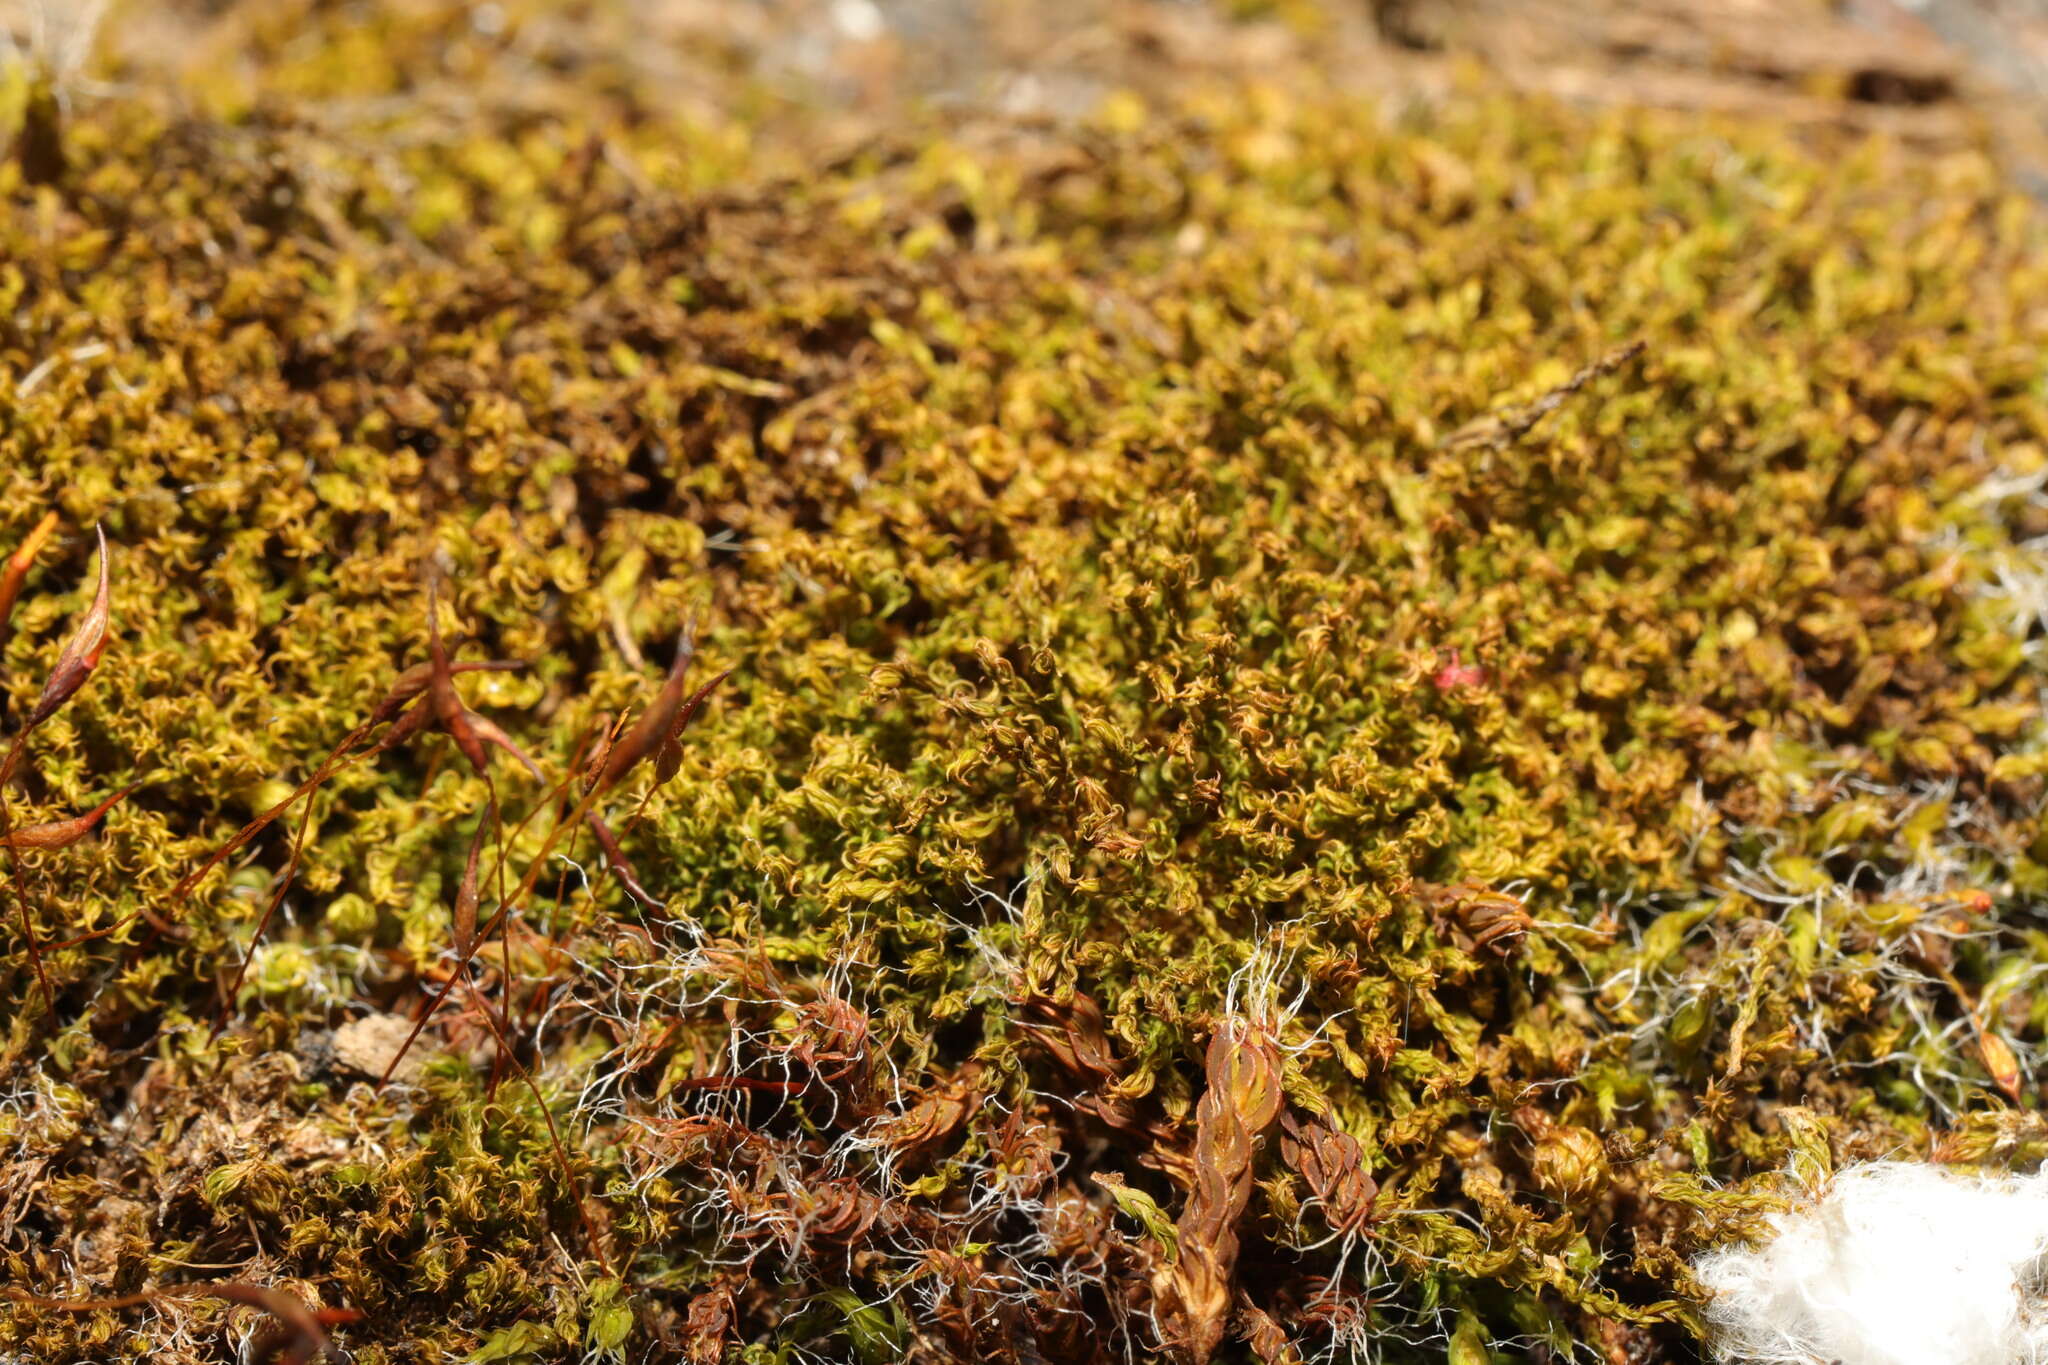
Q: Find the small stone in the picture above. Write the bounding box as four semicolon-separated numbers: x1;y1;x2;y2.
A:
331;1012;430;1085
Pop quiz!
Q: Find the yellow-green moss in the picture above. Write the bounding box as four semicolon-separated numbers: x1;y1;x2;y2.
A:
5;4;2048;1362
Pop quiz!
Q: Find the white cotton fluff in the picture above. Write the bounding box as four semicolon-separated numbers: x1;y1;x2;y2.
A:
1694;1161;2048;1365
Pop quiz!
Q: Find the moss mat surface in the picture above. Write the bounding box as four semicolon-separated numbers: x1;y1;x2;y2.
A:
6;4;2048;1361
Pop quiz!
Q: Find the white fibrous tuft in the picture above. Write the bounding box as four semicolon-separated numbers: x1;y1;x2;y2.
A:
1695;1161;2048;1365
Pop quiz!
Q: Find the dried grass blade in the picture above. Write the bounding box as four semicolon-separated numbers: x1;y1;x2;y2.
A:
23;524;110;731
586;809;662;911
652;668;733;787
214;800;318;1030
452;802;491;959
425;576;490;775
0;509;57;644
595;622;698;790
172;659;524;910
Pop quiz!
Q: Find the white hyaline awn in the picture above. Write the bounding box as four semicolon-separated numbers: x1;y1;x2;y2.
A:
1695;1161;2048;1365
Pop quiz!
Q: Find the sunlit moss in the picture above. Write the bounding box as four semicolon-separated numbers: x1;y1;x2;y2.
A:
4;3;2048;1362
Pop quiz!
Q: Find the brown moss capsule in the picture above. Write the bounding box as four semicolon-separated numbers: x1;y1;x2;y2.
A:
0;782;138;851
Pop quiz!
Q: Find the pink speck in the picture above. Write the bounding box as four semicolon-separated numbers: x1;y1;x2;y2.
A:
1433;652;1486;691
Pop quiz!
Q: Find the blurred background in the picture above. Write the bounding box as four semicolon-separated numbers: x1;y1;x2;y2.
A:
17;0;2048;189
